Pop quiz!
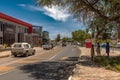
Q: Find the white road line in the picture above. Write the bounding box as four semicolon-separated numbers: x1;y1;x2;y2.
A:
49;48;65;60
0;69;17;76
49;54;57;60
68;76;72;80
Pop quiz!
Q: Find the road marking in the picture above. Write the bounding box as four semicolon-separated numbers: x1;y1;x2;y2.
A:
60;57;68;60
68;76;72;80
49;54;57;60
49;48;65;60
0;69;17;76
0;50;51;76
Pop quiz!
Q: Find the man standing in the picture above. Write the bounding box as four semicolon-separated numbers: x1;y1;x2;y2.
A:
96;43;101;56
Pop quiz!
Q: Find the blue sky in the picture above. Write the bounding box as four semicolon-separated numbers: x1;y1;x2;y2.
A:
0;0;86;39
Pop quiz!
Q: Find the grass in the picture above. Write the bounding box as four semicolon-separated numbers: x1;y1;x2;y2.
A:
94;56;120;71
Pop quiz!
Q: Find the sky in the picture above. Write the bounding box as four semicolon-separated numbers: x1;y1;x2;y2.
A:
0;0;86;39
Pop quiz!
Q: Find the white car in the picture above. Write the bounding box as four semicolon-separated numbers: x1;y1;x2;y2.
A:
11;42;35;57
42;44;52;50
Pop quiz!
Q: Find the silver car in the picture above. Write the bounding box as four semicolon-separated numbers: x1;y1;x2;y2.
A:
42;44;52;50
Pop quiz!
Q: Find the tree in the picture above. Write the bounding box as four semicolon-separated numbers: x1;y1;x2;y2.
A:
88;17;113;41
37;0;120;41
37;0;120;24
62;37;73;42
72;30;91;42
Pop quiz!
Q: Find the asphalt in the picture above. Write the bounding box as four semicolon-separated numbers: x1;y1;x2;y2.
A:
0;45;81;80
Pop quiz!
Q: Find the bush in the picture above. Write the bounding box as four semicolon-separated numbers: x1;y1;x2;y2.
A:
94;56;120;71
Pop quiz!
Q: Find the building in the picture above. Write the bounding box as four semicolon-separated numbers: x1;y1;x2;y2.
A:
33;25;43;45
42;31;49;44
0;12;33;46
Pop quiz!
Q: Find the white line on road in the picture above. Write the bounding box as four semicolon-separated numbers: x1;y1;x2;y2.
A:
0;69;17;76
68;76;72;80
49;48;65;60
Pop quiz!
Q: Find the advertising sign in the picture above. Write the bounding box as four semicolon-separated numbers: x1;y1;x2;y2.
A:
85;39;92;48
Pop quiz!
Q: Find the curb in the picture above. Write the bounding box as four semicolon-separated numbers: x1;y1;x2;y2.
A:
68;64;77;80
68;46;81;80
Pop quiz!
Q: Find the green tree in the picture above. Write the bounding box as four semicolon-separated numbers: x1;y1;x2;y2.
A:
62;37;73;42
72;30;91;42
88;17;113;41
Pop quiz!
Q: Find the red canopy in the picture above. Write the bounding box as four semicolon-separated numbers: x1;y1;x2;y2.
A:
0;12;33;33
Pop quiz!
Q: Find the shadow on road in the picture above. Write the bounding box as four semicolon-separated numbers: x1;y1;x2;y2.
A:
19;57;79;80
78;56;96;67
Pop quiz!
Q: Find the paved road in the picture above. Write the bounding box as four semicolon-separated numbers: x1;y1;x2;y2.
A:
50;45;81;61
0;45;81;80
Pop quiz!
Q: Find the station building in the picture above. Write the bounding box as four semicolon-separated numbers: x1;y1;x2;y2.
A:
0;12;39;46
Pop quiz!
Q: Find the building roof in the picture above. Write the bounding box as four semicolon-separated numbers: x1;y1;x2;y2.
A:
0;12;33;33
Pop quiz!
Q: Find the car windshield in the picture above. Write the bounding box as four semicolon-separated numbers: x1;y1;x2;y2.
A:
13;44;22;48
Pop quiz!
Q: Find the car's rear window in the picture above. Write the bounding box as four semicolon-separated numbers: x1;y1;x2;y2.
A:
13;44;22;48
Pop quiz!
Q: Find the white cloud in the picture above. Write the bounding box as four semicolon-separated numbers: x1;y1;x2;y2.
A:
17;4;70;22
17;4;26;7
43;6;70;22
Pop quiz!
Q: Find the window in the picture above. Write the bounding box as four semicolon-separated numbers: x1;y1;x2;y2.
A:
24;28;28;33
13;44;22;48
0;21;3;31
0;37;3;44
24;44;29;48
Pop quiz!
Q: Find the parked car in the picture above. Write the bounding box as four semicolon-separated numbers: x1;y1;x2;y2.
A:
11;42;35;57
42;44;52;50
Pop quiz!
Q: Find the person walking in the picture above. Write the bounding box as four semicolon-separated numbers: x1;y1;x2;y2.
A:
96;43;101;56
106;42;110;57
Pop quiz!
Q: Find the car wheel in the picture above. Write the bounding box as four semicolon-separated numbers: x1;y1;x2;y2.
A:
13;54;17;57
32;50;35;55
24;51;29;57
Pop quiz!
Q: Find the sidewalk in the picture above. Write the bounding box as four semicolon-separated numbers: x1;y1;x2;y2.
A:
71;47;120;80
0;47;42;58
0;51;11;58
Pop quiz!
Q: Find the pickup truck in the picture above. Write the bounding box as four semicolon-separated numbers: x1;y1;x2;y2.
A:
11;43;35;57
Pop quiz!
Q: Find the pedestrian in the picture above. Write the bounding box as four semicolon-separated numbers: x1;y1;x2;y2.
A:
96;43;101;56
91;44;95;61
106;42;110;57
